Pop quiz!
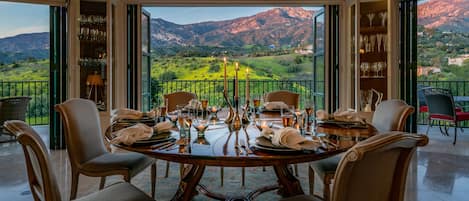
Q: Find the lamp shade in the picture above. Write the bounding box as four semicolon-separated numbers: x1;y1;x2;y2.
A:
86;72;103;86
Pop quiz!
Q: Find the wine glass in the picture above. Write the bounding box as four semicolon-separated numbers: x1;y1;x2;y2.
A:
379;12;387;27
370;35;376;53
376;34;383;52
363;35;369;53
281;105;295;128
371;62;379;78
366;13;375;27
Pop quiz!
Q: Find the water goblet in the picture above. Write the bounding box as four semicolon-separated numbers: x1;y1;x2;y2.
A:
370;35;376;53
366;13;375;27
376;34;383;52
193;119;209;138
281;106;294;128
371;62;379;78
379;11;387;27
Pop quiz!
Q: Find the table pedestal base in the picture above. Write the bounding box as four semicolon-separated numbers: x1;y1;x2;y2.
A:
171;164;304;201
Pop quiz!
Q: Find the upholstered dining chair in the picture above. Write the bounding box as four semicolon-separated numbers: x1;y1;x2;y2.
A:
55;98;156;200
284;132;428;201
0;96;31;143
3;120;154;201
309;99;414;201
423;88;469;145
264;90;300;109
164;91;197;112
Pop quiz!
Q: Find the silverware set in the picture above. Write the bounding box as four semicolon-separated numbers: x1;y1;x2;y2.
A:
150;140;178;151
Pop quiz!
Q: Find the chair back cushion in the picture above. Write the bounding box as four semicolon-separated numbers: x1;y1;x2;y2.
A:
264;90;300;109
3;120;62;201
372;99;414;132
0;96;31;127
55;98;107;166
164;92;197;112
423;88;456;121
332;132;428;201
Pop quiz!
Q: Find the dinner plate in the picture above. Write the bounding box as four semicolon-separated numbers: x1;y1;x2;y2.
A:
259;107;282;113
249;137;301;153
133;134;175;145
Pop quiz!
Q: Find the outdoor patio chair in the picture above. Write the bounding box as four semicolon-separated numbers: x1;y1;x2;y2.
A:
283;132;428;201
55;98;156;200
423;88;469;145
0;96;31;143
3;120;154;201
308;99;414;200
164;91;197;112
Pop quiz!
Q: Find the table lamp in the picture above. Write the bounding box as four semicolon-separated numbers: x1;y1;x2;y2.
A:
86;71;104;102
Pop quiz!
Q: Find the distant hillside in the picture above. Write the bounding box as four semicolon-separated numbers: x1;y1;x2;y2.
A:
151;7;319;48
0;32;49;64
418;0;469;32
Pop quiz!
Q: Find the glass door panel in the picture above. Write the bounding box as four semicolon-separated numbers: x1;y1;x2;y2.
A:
141;9;151;111
313;8;325;110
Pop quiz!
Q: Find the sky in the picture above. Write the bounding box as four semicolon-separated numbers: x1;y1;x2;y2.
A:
0;2;319;39
0;2;49;38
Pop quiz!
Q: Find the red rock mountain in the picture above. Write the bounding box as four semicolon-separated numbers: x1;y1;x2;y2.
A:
151;7;319;47
418;0;469;32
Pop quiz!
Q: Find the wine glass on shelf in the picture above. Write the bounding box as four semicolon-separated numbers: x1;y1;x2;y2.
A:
366;13;375;27
376;34;383;53
370;35;376;53
363;35;369;53
379;12;387;27
362;62;370;77
371;62;379;78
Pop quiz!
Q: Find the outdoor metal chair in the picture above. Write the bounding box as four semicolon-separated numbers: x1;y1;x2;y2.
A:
0;96;31;143
423;88;469;145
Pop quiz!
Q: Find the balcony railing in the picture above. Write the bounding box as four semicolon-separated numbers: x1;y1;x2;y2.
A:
1;80;468;127
0;81;49;125
153;79;326;109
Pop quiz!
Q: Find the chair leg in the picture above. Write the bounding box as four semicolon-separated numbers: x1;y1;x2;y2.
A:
323;174;333;201
165;161;170;178
70;170;79;200
425;120;432;135
99;177;106;189
220;167;224;186
241;167;245;187
151;163;157;198
294;164;299;177
308;166;315;196
262;166;266;171
453;126;457;145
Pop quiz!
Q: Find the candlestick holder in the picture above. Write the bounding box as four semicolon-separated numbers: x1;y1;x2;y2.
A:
242;100;251;125
223;90;235;124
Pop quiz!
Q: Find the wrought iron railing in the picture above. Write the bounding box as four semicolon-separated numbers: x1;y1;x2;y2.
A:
0;81;49;125
153;79;326;110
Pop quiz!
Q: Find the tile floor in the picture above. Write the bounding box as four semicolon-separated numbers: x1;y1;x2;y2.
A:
1;125;468;201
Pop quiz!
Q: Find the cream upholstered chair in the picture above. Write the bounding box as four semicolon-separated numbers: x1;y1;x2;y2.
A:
283;132;428;201
3;120;154;201
264;90;300;109
55;98;156;200
164;91;197;112
309;99;414;200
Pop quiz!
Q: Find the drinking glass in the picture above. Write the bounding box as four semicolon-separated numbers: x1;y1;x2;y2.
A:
366;13;375;27
379;12;387;27
281;106;295;127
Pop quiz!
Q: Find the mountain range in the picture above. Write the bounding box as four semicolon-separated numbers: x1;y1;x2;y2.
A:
0;1;468;64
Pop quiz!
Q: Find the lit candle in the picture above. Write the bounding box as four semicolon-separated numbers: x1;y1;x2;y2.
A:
245;68;250;102
235;62;239;106
223;57;227;95
211;106;218;113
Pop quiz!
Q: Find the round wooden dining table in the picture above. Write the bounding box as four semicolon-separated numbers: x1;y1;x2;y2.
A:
106;112;377;201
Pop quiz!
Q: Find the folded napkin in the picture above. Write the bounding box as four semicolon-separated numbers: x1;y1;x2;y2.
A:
111;108;156;122
263;101;289;110
111;123;153;145
153;121;173;134
261;127;319;150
